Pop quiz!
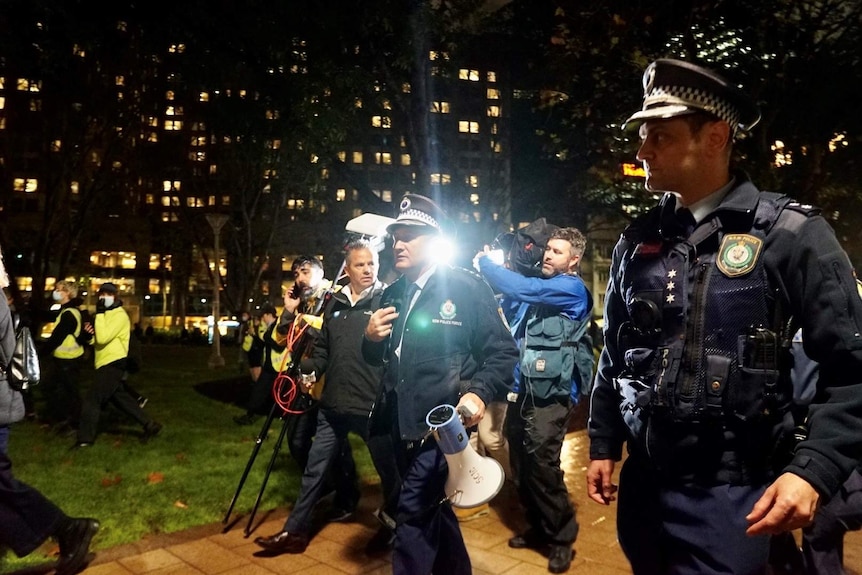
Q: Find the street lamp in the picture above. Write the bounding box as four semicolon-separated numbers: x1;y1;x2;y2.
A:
206;213;229;368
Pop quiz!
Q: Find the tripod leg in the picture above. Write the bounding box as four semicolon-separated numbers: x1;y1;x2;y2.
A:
223;402;280;525
244;413;298;536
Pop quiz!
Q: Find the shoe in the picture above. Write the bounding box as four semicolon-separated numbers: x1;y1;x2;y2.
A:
138;396;148;409
55;517;100;575
141;421;163;443
548;545;573;573
233;413;257;425
253;530;309;554
364;526;394;555
454;502;490;522
508;529;544;550
325;507;355;523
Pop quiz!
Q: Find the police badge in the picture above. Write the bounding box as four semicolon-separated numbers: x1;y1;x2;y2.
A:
716;234;763;277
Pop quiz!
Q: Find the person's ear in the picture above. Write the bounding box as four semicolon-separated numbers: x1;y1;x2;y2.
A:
705;121;731;154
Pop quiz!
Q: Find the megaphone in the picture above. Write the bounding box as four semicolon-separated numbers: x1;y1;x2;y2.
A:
426;404;505;508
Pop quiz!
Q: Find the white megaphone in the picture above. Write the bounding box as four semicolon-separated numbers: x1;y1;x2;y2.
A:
426;404;505;508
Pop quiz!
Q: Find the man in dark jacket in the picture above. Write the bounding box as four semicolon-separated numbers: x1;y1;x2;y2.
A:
0;256;99;575
254;240;400;555
363;194;518;575
587;59;862;574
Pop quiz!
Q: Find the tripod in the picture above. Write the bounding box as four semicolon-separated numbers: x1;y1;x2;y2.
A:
223;359;317;536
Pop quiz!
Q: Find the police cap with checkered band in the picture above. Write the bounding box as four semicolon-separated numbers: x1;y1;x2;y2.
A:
386;193;451;235
623;59;761;134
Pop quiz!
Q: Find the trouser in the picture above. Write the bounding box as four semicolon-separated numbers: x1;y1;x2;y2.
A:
78;363;153;444
617;456;771;575
469;399;511;478
392;439;470;575
245;369;276;415
0;426;66;557
506;395;578;546
42;356;83;425
283;410;401;534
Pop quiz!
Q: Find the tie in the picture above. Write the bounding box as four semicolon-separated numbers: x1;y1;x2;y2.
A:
392;283;419;355
676;207;696;237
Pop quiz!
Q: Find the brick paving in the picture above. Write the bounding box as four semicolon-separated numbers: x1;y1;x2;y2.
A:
60;429;862;574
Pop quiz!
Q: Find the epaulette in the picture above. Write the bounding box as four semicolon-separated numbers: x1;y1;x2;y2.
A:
784;200;821;218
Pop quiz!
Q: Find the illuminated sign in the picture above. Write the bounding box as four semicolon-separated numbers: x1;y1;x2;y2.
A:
622;163;646;178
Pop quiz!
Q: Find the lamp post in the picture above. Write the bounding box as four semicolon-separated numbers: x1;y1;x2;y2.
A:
206;213;229;368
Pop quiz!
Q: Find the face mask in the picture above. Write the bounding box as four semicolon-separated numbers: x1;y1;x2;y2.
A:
101;296;115;308
52;290;63;302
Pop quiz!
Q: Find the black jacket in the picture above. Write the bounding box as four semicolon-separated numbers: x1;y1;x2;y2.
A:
590;174;862;497
302;282;386;417
363;265;518;440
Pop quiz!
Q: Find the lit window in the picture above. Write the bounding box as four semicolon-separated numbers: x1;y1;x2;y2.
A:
165;106;183;116
375;152;392;165
487;106;501;117
491;123;498;135
145;194;154;204
429;51;449;61
321;168;329;179
458;69;480;81
382;100;392;110
266;109;280;120
168;44;186;53
352;151;363;164
371;116;391;128
310;154;319;163
269;139;281;150
487;88;501;100
115;76;125;86
51;139;61;151
470;193;480;205
430;173;451;185
189;151;206;162
337;151;346;162
287;198;305;209
147;117;159;127
401;154;411;166
71;181;79;195
191;136;206;147
458;121;480;134
466;175;479;188
147;132;158;142
165;90;175;101
222;196;230;206
29;99;41;112
164;120;183;130
163;180;181;192
199;92;210;102
492;141;502;153
187;197;204;208
13;178;38;193
431;101;450;113
17;78;41;92
0;77;4;89
336;189;346;202
209;165;218;175
355;98;363;108
487;71;497;83
402;83;411;93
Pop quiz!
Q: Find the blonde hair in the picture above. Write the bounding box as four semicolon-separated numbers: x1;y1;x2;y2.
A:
55;280;78;298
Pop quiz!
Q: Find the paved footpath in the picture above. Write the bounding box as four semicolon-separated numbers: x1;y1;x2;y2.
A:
57;429;862;574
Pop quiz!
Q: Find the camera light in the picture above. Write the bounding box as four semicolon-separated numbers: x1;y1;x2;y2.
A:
428;235;457;266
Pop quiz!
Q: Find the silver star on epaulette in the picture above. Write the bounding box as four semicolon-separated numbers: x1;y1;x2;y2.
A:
666;293;675;303
668;269;677;278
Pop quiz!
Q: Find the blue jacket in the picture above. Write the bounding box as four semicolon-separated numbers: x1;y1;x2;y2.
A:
478;257;591;401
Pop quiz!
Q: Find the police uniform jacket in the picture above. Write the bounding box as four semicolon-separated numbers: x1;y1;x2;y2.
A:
589;174;862;497
363;265;518;441
302;282;386;417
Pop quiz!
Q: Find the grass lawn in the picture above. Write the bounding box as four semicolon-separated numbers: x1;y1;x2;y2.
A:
1;344;378;573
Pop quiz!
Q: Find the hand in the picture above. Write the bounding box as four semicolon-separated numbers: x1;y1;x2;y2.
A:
456;392;486;428
283;289;301;314
745;472;820;535
587;459;618;505
365;307;399;342
83;322;94;335
472;245;491;272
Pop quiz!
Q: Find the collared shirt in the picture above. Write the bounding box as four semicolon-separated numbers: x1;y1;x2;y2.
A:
343;283;375;307
395;264;437;358
686;177;736;223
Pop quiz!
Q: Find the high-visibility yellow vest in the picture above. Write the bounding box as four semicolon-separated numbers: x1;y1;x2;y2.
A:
53;307;84;359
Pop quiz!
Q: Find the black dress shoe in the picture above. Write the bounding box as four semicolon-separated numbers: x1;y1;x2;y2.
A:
508;529;544;549
548;545;573;573
55;517;100;575
141;421;163;443
253;530;309;554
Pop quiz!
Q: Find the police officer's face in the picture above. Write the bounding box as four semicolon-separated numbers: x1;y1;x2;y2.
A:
636;117;714;199
542;238;578;277
391;226;435;276
345;248;377;293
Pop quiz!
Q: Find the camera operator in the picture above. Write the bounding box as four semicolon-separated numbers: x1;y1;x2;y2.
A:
474;226;592;574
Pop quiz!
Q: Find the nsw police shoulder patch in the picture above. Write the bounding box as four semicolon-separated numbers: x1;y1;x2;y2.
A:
717;234;762;277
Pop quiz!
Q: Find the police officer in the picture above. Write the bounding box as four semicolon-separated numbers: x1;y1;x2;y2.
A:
586;59;862;574
363;193;518;575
